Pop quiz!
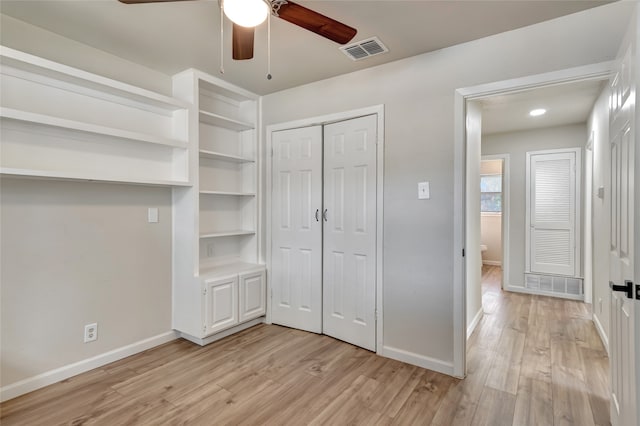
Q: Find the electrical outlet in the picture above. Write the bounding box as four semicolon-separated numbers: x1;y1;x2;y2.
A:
84;323;98;343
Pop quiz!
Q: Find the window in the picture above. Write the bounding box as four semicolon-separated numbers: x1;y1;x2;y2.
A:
480;174;502;213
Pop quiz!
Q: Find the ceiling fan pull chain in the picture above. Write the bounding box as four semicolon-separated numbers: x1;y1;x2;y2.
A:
267;9;272;80
219;0;225;74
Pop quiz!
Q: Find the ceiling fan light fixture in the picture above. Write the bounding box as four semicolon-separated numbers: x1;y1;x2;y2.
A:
223;0;269;28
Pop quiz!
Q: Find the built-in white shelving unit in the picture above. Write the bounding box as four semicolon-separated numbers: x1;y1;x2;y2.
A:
0;46;190;186
172;69;265;344
0;46;264;346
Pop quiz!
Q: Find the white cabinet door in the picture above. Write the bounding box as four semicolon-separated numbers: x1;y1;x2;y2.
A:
203;275;238;335
526;149;580;277
323;115;377;352
271;126;323;333
239;269;266;322
609;20;637;425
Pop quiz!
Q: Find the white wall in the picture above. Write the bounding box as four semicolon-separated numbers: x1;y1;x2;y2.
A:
589;86;611;350
482;124;588;289
0;17;176;395
481;215;502;265
0;14;172;94
262;3;632;369
1;179;173;388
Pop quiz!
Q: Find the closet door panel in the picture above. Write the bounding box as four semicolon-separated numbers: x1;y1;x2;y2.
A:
323;115;377;351
271;126;323;333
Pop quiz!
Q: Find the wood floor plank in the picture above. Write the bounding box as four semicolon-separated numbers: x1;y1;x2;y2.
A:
484;327;526;394
308;374;380;425
431;344;493;426
0;266;611;426
552;364;597;426
551;338;582;369
579;346;611;426
364;360;424;418
393;369;458;425
470;387;517;426
512;376;553;426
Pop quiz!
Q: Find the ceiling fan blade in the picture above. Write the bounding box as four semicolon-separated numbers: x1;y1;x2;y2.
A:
233;24;255;60
277;1;357;45
118;0;194;3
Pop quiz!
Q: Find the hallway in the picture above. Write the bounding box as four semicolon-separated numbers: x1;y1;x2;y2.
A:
459;265;610;425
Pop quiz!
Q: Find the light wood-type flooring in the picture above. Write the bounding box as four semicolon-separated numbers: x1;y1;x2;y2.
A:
1;266;610;425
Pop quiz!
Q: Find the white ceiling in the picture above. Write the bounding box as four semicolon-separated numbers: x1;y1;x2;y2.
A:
480;78;607;135
0;0;614;95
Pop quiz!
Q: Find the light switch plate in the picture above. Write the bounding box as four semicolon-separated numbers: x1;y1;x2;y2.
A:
148;207;159;223
418;181;430;200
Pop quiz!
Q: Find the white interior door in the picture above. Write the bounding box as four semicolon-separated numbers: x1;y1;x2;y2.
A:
322;115;377;351
608;19;637;425
271;126;323;333
526;149;580;277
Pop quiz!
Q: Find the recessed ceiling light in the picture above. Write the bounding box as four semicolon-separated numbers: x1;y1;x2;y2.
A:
529;108;547;117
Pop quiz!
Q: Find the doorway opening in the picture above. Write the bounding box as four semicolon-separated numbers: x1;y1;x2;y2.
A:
453;62;612;377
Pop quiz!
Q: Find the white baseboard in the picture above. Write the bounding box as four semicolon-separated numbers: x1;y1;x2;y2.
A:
482;260;502;266
467;308;484;340
593;313;610;355
0;331;178;403
381;345;454;377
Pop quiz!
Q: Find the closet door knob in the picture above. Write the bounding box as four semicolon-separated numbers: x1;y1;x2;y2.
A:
323;209;328;222
315;209;320;222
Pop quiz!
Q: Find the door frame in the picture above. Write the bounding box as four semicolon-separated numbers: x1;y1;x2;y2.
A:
453;61;613;377
524;147;582;278
265;104;385;354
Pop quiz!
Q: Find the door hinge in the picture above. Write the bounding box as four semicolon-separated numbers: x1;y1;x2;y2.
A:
202;287;207;296
203;325;207;333
462;248;465;257
270;288;273;299
610;280;635;299
271;148;274;157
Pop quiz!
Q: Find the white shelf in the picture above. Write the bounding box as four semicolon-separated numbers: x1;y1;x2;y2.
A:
1;108;188;149
200;230;256;239
199;110;254;131
199;150;255;163
199;190;256;197
1;46;189;114
0;168;191;187
199;261;264;280
196;72;259;103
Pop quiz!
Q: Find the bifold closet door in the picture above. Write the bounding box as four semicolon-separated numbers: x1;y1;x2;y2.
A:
271;126;323;333
323;114;377;351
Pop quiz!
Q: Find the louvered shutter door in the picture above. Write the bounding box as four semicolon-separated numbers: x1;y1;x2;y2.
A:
528;151;577;276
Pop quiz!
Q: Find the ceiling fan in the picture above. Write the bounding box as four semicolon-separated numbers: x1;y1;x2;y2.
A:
118;0;357;61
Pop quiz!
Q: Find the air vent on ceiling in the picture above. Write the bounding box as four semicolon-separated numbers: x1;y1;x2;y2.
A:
340;37;389;61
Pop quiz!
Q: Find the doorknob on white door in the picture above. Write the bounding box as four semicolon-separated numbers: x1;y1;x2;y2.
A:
323;209;328;222
315;209;320;222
